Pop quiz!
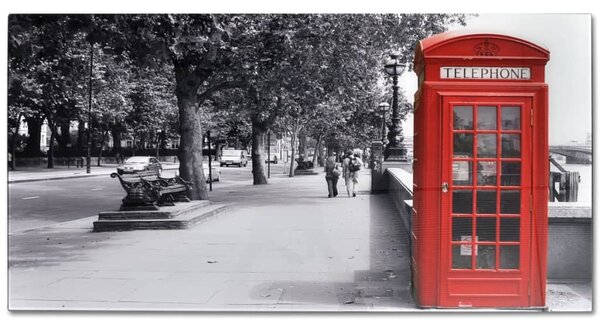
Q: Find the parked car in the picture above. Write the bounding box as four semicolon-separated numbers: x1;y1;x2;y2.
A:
117;156;162;175
203;162;221;182
220;149;249;167
265;153;278;164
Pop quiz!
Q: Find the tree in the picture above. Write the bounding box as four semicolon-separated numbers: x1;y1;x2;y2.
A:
8;15;90;167
114;14;246;199
238;14;467;179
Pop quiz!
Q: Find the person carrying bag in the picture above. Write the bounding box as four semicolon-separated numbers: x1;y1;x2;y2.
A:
324;154;340;198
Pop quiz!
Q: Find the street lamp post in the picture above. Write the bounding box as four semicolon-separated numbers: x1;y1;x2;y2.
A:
378;102;390;144
86;40;94;174
383;53;407;161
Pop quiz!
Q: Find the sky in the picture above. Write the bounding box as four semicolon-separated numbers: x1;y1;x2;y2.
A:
399;13;592;146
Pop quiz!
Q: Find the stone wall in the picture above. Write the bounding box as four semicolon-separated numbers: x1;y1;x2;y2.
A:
547;203;592;282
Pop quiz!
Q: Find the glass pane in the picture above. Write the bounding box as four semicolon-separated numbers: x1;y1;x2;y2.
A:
452;245;472;269
454;133;473;158
477;106;497;130
477;134;497;157
476;191;497;214
476;217;496;241
454;105;473;130
501;134;521;158
501;106;521;130
500;245;520;269
453;191;473;214
452;218;472;241
477;245;496;269
500;191;520;214
477;161;497;186
500;218;520;241
453;161;472;186
501;162;521;186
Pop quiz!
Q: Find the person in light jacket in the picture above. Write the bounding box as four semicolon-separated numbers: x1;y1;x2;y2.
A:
342;150;362;197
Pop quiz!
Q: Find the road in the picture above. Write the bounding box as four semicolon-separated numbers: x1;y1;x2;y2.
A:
7;162;292;233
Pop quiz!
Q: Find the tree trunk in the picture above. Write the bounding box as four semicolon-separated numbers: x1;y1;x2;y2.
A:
111;126;122;157
317;141;325;166
132;135;136;156
176;87;208;200
9;113;22;170
57;122;71;155
77;119;85;156
47;128;55;168
23;116;43;157
289;131;297;177
312;133;322;167
10;135;17;170
298;130;307;157
97;128;108;166
251;120;268;185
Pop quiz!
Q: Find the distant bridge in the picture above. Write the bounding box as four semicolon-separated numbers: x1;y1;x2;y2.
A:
549;145;592;164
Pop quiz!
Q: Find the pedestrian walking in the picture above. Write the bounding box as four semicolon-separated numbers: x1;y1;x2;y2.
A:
324;153;340;198
342;150;363;197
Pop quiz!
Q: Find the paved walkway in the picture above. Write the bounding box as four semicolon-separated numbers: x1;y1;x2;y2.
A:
7;167;592;312
9;169;415;311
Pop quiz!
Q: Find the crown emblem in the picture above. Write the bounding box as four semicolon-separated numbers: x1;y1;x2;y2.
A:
474;40;500;56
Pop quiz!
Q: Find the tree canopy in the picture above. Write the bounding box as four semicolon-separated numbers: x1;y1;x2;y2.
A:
8;13;467;197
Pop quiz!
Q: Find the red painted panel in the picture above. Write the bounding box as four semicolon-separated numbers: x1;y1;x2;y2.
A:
448;278;522;296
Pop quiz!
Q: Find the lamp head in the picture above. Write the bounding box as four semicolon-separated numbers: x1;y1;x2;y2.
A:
384;53;406;77
378;102;390;112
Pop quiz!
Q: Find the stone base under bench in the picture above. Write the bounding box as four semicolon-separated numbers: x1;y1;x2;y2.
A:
93;201;227;232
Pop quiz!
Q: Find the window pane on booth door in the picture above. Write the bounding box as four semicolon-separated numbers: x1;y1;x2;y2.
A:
500;191;520;214
454;105;473;129
453;161;472;186
500;218;520;241
476;217;496;241
453;191;473;214
501;106;521;130
477;134;497;157
454;133;473;157
452;245;472;269
476;190;497;214
501;134;521;158
500;245;520;269
452;218;472;241
501;162;521;186
477;245;496;269
477;106;497;130
477;161;497;185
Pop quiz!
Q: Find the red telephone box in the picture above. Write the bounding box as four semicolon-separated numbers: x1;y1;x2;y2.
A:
412;31;550;308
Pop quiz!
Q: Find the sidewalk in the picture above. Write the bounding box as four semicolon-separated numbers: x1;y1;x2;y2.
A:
7;163;180;183
7;168;592;312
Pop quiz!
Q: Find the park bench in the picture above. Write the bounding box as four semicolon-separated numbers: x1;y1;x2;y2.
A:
111;171;192;210
295;157;314;170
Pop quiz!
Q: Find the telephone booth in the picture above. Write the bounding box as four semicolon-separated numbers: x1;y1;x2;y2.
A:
412;31;550;308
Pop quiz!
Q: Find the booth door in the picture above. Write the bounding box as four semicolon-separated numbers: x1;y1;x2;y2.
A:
440;96;533;307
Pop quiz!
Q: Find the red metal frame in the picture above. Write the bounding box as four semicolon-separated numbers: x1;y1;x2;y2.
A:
412;31;549;308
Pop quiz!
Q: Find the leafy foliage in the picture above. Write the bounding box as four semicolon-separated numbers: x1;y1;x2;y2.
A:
8;13;466;192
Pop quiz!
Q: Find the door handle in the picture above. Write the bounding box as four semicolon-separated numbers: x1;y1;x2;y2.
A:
441;182;449;193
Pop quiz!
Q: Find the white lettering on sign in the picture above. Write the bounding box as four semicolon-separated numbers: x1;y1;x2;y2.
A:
440;67;531;80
